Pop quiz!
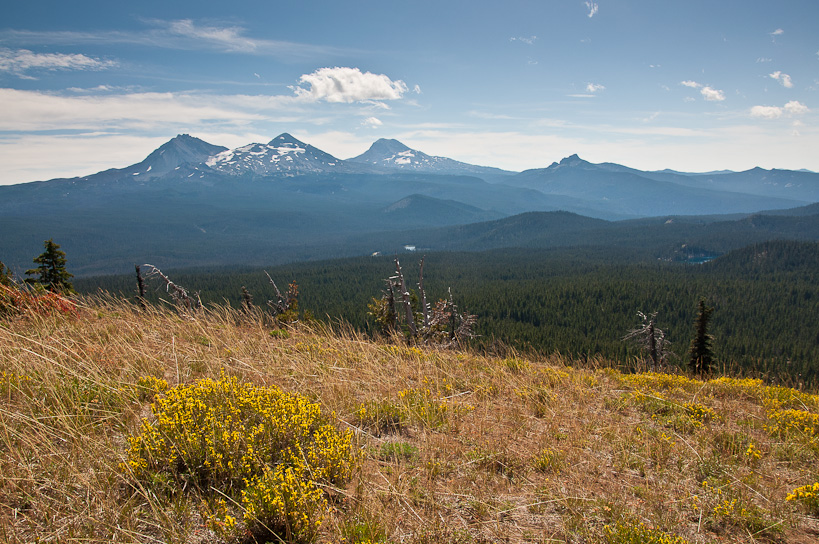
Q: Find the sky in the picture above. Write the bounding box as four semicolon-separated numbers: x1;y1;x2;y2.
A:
1;0;817;185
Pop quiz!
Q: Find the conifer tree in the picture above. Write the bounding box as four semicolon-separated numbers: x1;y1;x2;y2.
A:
25;239;74;293
688;299;714;375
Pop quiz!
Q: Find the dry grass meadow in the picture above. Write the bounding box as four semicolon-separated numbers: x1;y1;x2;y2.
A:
1;291;818;543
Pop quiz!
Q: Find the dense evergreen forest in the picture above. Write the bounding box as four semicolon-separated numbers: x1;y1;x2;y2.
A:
76;240;819;387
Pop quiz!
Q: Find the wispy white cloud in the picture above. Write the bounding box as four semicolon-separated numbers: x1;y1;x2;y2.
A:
164;19;258;52
756;57;772;63
0;88;280;132
0;20;350;59
680;80;701;88
771;28;784;36
510;35;537;45
293;67;409;103
0;48;116;76
586;83;605;93
467;110;516;120
769;71;794;88
361;117;382;128
584;2;599;18
700;86;725;101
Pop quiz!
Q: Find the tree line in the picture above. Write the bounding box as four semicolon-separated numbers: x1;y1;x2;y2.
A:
73;241;819;388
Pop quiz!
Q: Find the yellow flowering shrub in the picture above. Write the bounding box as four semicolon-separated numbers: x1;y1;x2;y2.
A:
135;375;168;401
603;521;692;544
707;376;819;411
242;464;326;543
630;391;716;432
786;482;819;514
765;408;819;439
124;371;355;543
620;372;698;393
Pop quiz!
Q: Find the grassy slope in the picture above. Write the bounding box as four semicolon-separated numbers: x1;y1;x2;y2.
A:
1;296;818;543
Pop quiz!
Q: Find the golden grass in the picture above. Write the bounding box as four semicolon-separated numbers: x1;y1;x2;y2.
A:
1;293;819;543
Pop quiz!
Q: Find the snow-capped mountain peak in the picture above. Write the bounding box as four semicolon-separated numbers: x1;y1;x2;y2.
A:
349;138;515;178
128;134;227;179
206;133;342;175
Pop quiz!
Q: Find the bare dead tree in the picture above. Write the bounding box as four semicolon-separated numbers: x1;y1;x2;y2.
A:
141;264;192;310
371;258;477;348
264;270;288;316
264;271;298;321
624;311;672;370
418;256;430;331
134;264;147;310
423;288;477;348
394;257;417;343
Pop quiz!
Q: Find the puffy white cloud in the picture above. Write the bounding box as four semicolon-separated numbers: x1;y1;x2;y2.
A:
584;2;599;18
361;117;383;128
680;80;701;88
769;71;794;88
750;100;808;119
700;86;725;101
750;105;782;119
293;67;408;103
0;48;116;75
784;100;808;115
586;83;605;93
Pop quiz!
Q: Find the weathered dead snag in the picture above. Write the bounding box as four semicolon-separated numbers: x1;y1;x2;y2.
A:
140;264;200;312
623;310;672;370
369;256;476;348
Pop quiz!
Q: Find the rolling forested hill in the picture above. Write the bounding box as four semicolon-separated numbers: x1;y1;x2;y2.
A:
76;239;819;387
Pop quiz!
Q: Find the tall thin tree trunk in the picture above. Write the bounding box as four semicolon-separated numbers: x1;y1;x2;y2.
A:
394;258;416;343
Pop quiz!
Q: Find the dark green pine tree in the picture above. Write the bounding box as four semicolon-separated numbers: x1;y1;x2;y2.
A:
688;299;714;375
25;239;74;293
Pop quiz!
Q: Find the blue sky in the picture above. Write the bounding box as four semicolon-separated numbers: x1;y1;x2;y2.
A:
1;0;817;185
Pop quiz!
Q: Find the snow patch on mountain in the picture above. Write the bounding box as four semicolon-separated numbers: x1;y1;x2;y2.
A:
349;138;515;177
206;133;343;175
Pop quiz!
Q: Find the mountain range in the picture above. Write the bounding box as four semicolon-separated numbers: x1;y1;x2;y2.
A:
1;133;818;276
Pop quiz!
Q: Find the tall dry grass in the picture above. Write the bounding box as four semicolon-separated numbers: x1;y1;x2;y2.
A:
1;292;818;543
